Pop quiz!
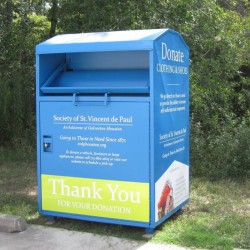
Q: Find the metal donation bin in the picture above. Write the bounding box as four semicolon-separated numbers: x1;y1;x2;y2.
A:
36;29;189;233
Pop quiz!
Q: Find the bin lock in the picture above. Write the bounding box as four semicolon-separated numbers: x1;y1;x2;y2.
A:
73;92;109;106
43;135;52;152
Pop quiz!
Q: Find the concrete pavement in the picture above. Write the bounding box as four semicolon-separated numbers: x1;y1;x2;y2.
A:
0;224;191;250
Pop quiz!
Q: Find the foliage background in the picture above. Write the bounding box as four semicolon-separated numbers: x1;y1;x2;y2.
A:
0;0;249;178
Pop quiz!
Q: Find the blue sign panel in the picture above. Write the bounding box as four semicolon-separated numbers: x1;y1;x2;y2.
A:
153;31;189;223
40;101;149;182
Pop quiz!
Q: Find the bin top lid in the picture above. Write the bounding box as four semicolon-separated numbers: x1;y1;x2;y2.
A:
36;29;183;54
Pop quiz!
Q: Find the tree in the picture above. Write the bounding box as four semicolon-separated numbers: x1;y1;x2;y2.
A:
0;0;249;146
0;0;50;146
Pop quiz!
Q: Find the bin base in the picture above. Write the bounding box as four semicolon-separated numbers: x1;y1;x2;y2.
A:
145;227;155;234
47;216;57;222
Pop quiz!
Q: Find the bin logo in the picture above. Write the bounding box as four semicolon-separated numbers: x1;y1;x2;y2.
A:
157;180;174;219
155;161;189;222
41;174;149;222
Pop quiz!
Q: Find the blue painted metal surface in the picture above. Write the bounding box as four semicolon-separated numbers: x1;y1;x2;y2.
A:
41;69;149;94
36;29;189;231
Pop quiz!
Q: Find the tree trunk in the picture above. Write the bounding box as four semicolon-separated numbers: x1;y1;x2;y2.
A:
5;0;13;28
49;0;58;37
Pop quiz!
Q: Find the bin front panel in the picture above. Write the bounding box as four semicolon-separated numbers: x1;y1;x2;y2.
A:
39;101;150;222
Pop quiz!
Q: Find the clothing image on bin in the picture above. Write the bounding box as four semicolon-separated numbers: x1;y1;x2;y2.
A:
36;29;189;233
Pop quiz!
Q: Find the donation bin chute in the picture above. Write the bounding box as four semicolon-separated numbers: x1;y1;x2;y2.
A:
36;29;189;233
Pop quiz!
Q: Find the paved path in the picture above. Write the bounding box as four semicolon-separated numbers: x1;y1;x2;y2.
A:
0;224;190;250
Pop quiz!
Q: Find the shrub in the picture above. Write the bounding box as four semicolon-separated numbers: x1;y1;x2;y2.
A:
190;121;250;179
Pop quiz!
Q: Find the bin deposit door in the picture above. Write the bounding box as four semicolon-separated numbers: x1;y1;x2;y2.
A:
39;100;150;223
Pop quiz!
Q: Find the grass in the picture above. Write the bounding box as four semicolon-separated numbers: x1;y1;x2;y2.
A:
152;179;250;249
0;147;249;249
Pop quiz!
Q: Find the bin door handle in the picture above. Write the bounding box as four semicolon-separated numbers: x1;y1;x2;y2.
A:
73;93;109;106
73;93;78;106
104;93;108;106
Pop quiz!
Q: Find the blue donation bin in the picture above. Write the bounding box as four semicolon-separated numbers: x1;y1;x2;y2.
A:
36;29;189;232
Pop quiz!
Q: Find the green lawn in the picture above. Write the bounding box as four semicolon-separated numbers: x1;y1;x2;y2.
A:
152;178;250;249
0;150;249;249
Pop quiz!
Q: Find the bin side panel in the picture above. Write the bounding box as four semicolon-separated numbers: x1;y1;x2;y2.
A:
153;31;190;224
38;54;66;91
39;101;150;223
